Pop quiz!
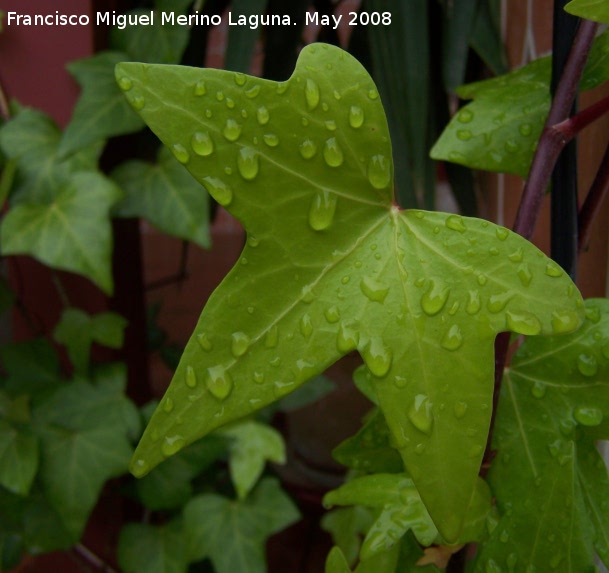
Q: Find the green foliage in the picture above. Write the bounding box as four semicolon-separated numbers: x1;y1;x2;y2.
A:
431;30;609;177
565;0;609;23
112;146;211;248
183;477;300;573
474;299;609;572
119;43;583;543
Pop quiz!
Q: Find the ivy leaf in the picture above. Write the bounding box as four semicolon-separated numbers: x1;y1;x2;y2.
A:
112;145;211;248
1;171;123;295
32;377;134;540
324;473;490;556
53;309;128;374
565;0;609;24
0;420;38;496
219;419;286;500
58;52;145;158
183;477;300;573
118;43;584;542
431;31;609;177
118;519;188;573
0;108;102;205
474;299;609;572
321;506;375;566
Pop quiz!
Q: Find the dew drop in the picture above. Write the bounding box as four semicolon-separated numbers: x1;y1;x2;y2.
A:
162;435;186;457
225;97;235;109
300;314;313;338
171;143;190;164
531;381;546;398
301;285;316;303
206;365;233;400
186;365;197;388
577;353;598;377
420;279;450;316
118;76;132;91
265;325;278;348
496;227;509;241
367;155;391;189
308;190;338;231
194;80;207;95
585;306;601;323
276;81;288;94
545;261;563;277
361;337;392;377
517;264;533;287
573;405;603;426
466;290;481;314
551;310;580;334
408;394;434;435
130;95;145;110
508;248;524;262
305;78;320;110
487;291;513;313
446;214;467;233
231;331;250;357
202;176;233;206
324;306;340;323
368;88;379;100
197;332;212;351
234;72;246;86
458;108;473;123
269;356;281;367
349;105;365;128
441;324;463;351
454;401;468;419
132;458;149;478
337;321;359;353
163;397;174;413
223;119;242;141
215;91;225;101
263;133;279;147
253;371;265;384
457;129;472;141
191;131;214;156
246;84;261;98
323;137;344;167
256;105;270;125
505;139;519;153
506;310;542;335
519;123;532;136
360;276;389;303
237;148;260;180
299;139;317;159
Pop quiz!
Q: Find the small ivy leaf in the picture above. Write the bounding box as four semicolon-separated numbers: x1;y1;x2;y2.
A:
219;419;286;500
57;51;145;159
326;546;353;573
565;0;609;23
431;30;609;177
0;419;38;496
183;477;300;573
0;108;103;205
118;43;584;542
53;308;128;374
118;519;188;573
321;507;376;566
109;8;190;65
1;171;123;295
112;145;211;249
474;298;609;572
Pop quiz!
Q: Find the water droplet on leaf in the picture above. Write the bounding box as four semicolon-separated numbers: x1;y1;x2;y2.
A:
118;76;132;91
367;155;391;189
545;261;563;277
194;80;206;95
305;78;320;110
300;314;313;338
231;331;250;357
360;276;389;303
162;435;186;457
506;310;542;335
263;133;279;147
573;405;603;426
421;280;450;316
551;310;580;333
361;337;392;377
223;119;242;141
441;324;463;350
186;365;197;388
324;306;340;323
446;214;466;233
337;321;359;353
197;332;212;351
171;143;190;164
408;394;434;434
202;177;233;206
299;139;317;159
206;365;233;400
323;137;344;167
191;131;214;156
458;109;473;123
237;148;260;180
349;105;365;128
308;190;338;231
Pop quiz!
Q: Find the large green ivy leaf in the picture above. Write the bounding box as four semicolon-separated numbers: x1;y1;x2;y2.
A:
53;309;128;374
1;171;123;295
0;108;102;205
58;52;145;159
183;477;300;573
219;419;286;500
112;145;211;248
118;520;188;573
565;0;609;23
118;43;584;542
474;299;609;572
431;31;609;177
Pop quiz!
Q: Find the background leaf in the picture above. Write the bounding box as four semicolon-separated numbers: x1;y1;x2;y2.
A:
1;171;123;294
565;0;609;23
112;145;211;248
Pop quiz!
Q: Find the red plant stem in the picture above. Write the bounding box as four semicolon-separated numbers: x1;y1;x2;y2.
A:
513;19;598;240
482;18;598;475
578;138;609;253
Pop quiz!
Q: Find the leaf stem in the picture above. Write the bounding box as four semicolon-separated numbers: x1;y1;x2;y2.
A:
578;138;609;253
72;543;118;573
513;18;597;240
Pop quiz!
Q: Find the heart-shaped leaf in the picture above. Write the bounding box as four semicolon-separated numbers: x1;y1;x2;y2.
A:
565;0;609;24
117;43;584;542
